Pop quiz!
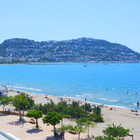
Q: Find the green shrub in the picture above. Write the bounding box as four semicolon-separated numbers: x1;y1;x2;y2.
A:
93;106;101;115
81;103;92;112
89;113;104;122
94;136;123;140
103;124;129;138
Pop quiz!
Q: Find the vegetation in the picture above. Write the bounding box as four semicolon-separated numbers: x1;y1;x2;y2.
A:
56;101;68;115
34;100;103;123
34;101;56;114
68;124;86;140
27;109;42;129
93;106;101;115
81;103;92;112
89;113;104;122
77;117;95;138
58;117;92;140
67;104;87;118
94;136;122;140
12;93;34;121
94;124;130;140
103;124;130;139
1;37;140;63
0;96;13;111
43;112;62;137
57;125;69;133
58;124;86;140
12;60;25;63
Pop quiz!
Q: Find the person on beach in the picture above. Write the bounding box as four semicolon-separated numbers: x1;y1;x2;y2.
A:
137;102;139;108
85;98;87;102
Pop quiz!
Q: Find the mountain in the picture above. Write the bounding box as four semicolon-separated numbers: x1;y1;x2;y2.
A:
0;37;140;62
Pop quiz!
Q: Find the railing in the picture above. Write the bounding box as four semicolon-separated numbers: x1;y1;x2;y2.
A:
0;110;26;116
0;130;20;140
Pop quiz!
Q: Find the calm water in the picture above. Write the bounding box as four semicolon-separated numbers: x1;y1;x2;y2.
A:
0;63;140;108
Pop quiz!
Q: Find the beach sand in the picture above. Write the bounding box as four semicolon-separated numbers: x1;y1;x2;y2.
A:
0;89;140;140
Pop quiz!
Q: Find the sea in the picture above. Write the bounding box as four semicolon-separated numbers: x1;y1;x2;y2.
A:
0;63;140;109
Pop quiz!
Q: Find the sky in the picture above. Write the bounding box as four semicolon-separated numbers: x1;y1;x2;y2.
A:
0;0;140;52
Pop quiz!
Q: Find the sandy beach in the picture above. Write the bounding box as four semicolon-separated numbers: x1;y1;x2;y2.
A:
0;89;140;140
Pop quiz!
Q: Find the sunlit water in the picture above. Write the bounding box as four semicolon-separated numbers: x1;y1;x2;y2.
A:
0;63;140;108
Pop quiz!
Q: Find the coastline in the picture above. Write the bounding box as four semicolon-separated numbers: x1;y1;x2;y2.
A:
6;87;138;116
8;87;132;110
1;61;140;65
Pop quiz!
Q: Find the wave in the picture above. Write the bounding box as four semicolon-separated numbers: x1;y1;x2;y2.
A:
8;85;41;92
98;97;119;102
75;94;84;98
59;95;131;109
133;103;137;106
75;93;95;98
124;101;129;103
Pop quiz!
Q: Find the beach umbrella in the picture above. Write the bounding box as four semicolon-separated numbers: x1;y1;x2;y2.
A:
45;95;50;98
108;106;113;110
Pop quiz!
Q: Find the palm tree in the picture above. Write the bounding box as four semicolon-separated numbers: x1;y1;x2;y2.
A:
67;124;86;140
76;117;95;138
85;119;95;138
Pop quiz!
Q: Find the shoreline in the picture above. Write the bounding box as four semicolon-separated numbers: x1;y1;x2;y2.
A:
1;61;140;65
8;88;132;110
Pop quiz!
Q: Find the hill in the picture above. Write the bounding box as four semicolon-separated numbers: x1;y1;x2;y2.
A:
0;37;140;62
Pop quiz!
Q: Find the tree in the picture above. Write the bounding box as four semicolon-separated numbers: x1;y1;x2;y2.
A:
94;136;119;140
58;125;69;132
43;112;62;137
0;96;12;111
71;101;79;107
93;106;101;115
89;113;104;122
77;117;95;138
27;96;34;109
67;124;86;140
56;101;68;115
68;105;87;119
57;125;69;139
81;103;92;112
103;124;130;139
34;101;57;114
12;93;34;121
27;109;42;129
74;117;90;140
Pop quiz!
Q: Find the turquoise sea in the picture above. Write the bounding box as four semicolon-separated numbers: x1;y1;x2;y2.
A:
0;63;140;108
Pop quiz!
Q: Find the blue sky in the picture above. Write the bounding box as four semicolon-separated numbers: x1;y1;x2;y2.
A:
0;0;140;52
